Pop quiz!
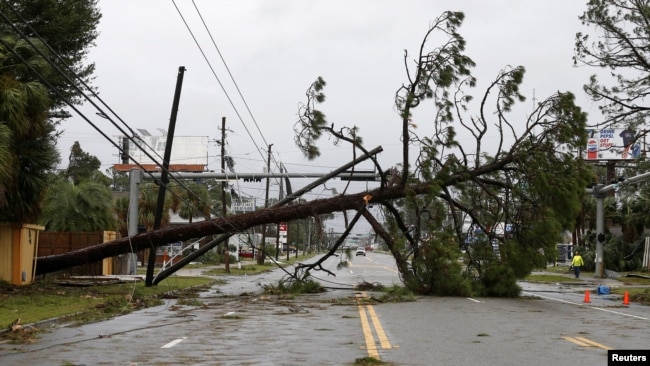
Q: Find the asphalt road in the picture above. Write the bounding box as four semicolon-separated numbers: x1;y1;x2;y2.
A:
1;252;648;365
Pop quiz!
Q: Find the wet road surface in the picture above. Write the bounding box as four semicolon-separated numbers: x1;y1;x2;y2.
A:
1;253;648;365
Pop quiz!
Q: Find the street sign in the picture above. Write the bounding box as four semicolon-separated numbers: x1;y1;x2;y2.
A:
232;198;256;212
279;222;287;235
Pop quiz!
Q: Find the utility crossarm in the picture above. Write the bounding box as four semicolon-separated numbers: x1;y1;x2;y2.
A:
147;171;380;181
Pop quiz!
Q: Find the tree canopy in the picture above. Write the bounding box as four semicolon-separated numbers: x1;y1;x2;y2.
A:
40;176;117;232
574;0;650;129
0;1;100;223
39;142;115;232
66;140;102;184
0;31;59;222
295;11;594;296
0;0;101;114
572;0;650;272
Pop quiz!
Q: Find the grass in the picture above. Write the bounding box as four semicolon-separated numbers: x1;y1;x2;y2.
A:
609;275;650;305
204;262;275;276
1;253;320;334
0;276;215;329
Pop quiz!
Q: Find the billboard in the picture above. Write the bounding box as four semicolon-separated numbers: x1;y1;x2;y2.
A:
585;128;641;161
128;135;209;165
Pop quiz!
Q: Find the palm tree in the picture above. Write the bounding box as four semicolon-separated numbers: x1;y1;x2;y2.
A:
0;122;10;183
39;178;117;232
170;181;212;224
113;182;180;235
137;183;173;232
0;32;59;223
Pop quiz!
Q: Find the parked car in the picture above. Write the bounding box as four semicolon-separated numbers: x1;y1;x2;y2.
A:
239;251;254;258
355;247;366;256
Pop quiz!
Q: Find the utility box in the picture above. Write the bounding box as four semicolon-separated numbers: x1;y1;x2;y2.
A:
0;223;45;286
102;231;118;275
557;243;573;263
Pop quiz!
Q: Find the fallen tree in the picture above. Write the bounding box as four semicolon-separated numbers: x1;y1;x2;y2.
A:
35;183;415;275
38;11;595;297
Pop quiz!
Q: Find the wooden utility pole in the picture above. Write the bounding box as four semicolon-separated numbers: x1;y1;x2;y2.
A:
146;66;185;287
258;144;272;265
275;164;284;261
221;116;230;273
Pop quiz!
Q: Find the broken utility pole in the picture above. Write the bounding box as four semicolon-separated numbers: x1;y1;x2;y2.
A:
146;66;186;287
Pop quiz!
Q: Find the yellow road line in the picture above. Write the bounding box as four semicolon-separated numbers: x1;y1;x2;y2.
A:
563;336;592;347
356;292;392;359
365;305;392;349
563;336;612;350
357;301;380;359
574;336;612;350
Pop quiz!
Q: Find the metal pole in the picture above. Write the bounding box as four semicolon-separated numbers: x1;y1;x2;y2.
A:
124;168;143;275
594;184;605;278
258;144;272;265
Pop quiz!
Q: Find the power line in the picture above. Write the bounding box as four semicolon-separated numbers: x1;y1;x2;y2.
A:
176;0;284;188
171;0;267;167
190;0;274;162
0;3;230;228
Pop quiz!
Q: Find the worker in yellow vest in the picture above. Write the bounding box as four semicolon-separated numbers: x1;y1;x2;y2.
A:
571;251;585;279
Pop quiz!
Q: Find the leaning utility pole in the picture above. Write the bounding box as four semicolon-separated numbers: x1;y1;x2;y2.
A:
221;116;230;273
258;144;273;265
146;66;186;286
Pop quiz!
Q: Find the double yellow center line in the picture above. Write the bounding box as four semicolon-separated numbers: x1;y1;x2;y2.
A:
356;292;393;359
563;336;612;350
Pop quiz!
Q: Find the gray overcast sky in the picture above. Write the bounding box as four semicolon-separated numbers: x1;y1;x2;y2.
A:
57;0;596;233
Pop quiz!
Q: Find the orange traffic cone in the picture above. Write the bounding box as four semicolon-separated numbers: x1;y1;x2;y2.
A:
583;290;591;303
623;291;630;306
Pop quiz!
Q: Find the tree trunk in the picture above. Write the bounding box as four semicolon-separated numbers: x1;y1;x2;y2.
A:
36;184;429;275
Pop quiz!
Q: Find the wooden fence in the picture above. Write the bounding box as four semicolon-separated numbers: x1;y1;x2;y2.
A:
38;231;117;276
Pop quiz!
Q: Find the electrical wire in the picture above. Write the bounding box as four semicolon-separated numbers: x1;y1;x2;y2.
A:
189;0;279;168
170;0;266;166
0;4;239;236
1;2;249;226
0;3;233;222
175;0;283;187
